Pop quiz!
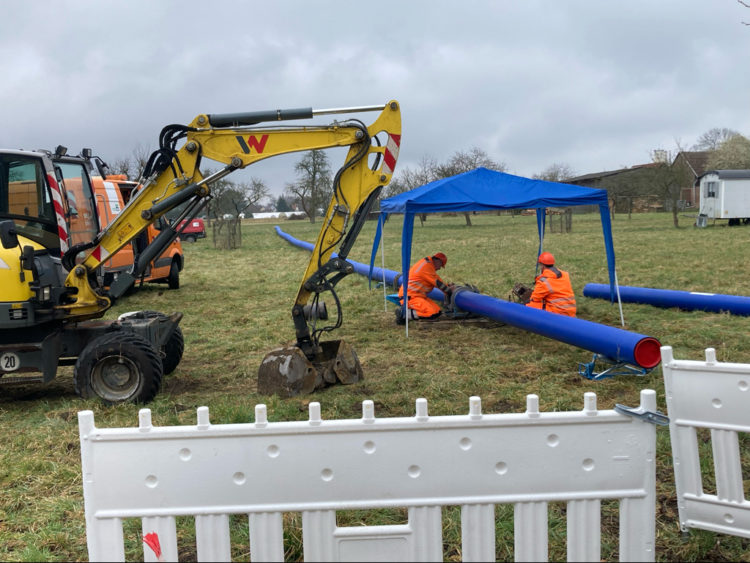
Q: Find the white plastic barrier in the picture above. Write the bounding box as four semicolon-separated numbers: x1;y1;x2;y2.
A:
78;391;659;562
661;346;750;538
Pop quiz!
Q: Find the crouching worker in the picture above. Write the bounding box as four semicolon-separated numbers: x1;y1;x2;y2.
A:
526;252;577;317
396;252;454;324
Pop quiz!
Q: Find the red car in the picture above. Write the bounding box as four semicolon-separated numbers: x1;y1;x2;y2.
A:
177;218;206;243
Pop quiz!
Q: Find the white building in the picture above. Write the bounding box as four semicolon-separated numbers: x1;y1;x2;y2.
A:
697;170;750;226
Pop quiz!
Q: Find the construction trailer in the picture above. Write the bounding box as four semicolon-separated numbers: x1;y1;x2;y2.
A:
696;169;750;226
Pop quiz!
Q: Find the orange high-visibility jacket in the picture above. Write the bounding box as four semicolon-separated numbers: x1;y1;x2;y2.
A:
527;266;577;317
398;257;445;318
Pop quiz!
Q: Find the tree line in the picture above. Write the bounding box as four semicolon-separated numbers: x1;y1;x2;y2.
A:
109;127;750;227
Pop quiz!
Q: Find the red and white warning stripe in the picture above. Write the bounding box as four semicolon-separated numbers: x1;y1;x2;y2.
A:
382;133;401;177
89;244;109;264
47;173;69;256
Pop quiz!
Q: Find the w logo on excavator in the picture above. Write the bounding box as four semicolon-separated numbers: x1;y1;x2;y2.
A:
236;134;269;154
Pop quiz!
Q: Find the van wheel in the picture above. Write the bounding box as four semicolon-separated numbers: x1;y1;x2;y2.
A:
167;261;180;289
74;332;163;404
185;235;196;243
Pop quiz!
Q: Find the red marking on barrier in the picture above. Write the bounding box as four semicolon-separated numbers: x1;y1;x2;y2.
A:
143;532;164;561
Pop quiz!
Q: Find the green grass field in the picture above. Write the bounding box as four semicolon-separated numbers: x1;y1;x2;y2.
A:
1;211;749;561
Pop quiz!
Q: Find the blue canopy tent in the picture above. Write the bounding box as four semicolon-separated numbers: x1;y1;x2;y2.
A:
368;167;623;327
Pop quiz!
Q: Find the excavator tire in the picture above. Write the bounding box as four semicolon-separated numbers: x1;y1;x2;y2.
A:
123;310;184;375
74;331;163;405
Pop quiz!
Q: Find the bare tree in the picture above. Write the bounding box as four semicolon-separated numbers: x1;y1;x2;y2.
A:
646;149;694;228
107;143;153;179
228;178;271;216
385;155;438;197
692;128;740;151
386;148;506;225
434;147;506;178
287;150;332;223
533;163;576;182
706;134;750;169
740;0;750;25
434;147;506;226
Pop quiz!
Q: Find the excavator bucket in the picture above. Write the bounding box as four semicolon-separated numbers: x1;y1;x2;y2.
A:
257;340;363;398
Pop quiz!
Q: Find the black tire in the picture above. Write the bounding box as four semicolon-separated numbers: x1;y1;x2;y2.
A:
161;325;184;375
130;310;184;375
167;261;180;290
185;235;196;243
74;332;163;404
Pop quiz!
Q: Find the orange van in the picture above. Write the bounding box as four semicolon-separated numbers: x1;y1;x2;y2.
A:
93;175;184;290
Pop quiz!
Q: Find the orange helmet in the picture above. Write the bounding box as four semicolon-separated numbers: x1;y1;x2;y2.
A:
432;252;447;266
538;251;555;266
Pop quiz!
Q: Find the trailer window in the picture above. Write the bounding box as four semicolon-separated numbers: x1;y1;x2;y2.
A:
704;181;717;198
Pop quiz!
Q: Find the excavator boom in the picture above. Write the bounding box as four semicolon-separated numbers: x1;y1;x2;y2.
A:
62;101;401;397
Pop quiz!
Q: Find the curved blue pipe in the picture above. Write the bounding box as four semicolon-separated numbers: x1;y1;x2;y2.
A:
275;227;661;369
584;283;750;316
274;226;446;300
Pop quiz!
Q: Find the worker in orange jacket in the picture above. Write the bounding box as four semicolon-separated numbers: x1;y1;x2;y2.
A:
396;252;454;324
526;252;577;317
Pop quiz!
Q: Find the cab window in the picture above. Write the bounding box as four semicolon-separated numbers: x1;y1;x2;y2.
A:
56;162;99;246
0;154;59;249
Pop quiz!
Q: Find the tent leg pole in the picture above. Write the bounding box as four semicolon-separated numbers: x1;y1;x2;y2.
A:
381;233;387;312
405;295;409;337
615;270;625;327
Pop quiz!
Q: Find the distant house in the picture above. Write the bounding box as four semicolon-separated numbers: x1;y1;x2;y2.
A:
567;164;660;212
567;151;711;212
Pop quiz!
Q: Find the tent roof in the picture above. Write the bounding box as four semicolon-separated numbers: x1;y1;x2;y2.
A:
380;167;608;214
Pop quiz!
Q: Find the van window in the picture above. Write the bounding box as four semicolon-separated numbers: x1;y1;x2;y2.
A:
704;181;717;198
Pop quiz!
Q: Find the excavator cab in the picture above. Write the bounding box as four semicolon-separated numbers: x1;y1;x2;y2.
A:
0;148;100;315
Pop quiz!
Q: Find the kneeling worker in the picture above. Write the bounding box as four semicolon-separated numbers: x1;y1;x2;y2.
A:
396;252;454;324
526;252;577;317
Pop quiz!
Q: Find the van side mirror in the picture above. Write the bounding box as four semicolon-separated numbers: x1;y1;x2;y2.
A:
0;221;19;249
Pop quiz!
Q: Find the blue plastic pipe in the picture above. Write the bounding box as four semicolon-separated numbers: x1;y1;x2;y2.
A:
451;290;660;369
275;227;661;369
584;283;750;316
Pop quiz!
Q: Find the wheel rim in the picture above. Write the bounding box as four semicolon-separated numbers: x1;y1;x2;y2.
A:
90;355;141;402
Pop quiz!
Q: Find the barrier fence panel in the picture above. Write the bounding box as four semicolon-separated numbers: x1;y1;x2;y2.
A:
78;391;658;562
661;346;750;538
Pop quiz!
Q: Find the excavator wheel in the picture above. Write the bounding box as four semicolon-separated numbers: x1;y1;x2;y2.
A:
74;332;163;404
257;340;363;398
120;310;184;375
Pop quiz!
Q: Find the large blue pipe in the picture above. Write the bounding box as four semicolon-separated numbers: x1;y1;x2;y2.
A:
584;283;750;316
275;227;661;369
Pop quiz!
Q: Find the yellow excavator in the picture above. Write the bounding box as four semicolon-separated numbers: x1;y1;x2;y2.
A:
0;101;400;403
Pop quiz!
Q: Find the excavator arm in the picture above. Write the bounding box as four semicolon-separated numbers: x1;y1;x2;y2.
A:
61;101;401;396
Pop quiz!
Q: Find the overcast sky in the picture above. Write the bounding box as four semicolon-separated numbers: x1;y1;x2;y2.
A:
2;1;748;198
